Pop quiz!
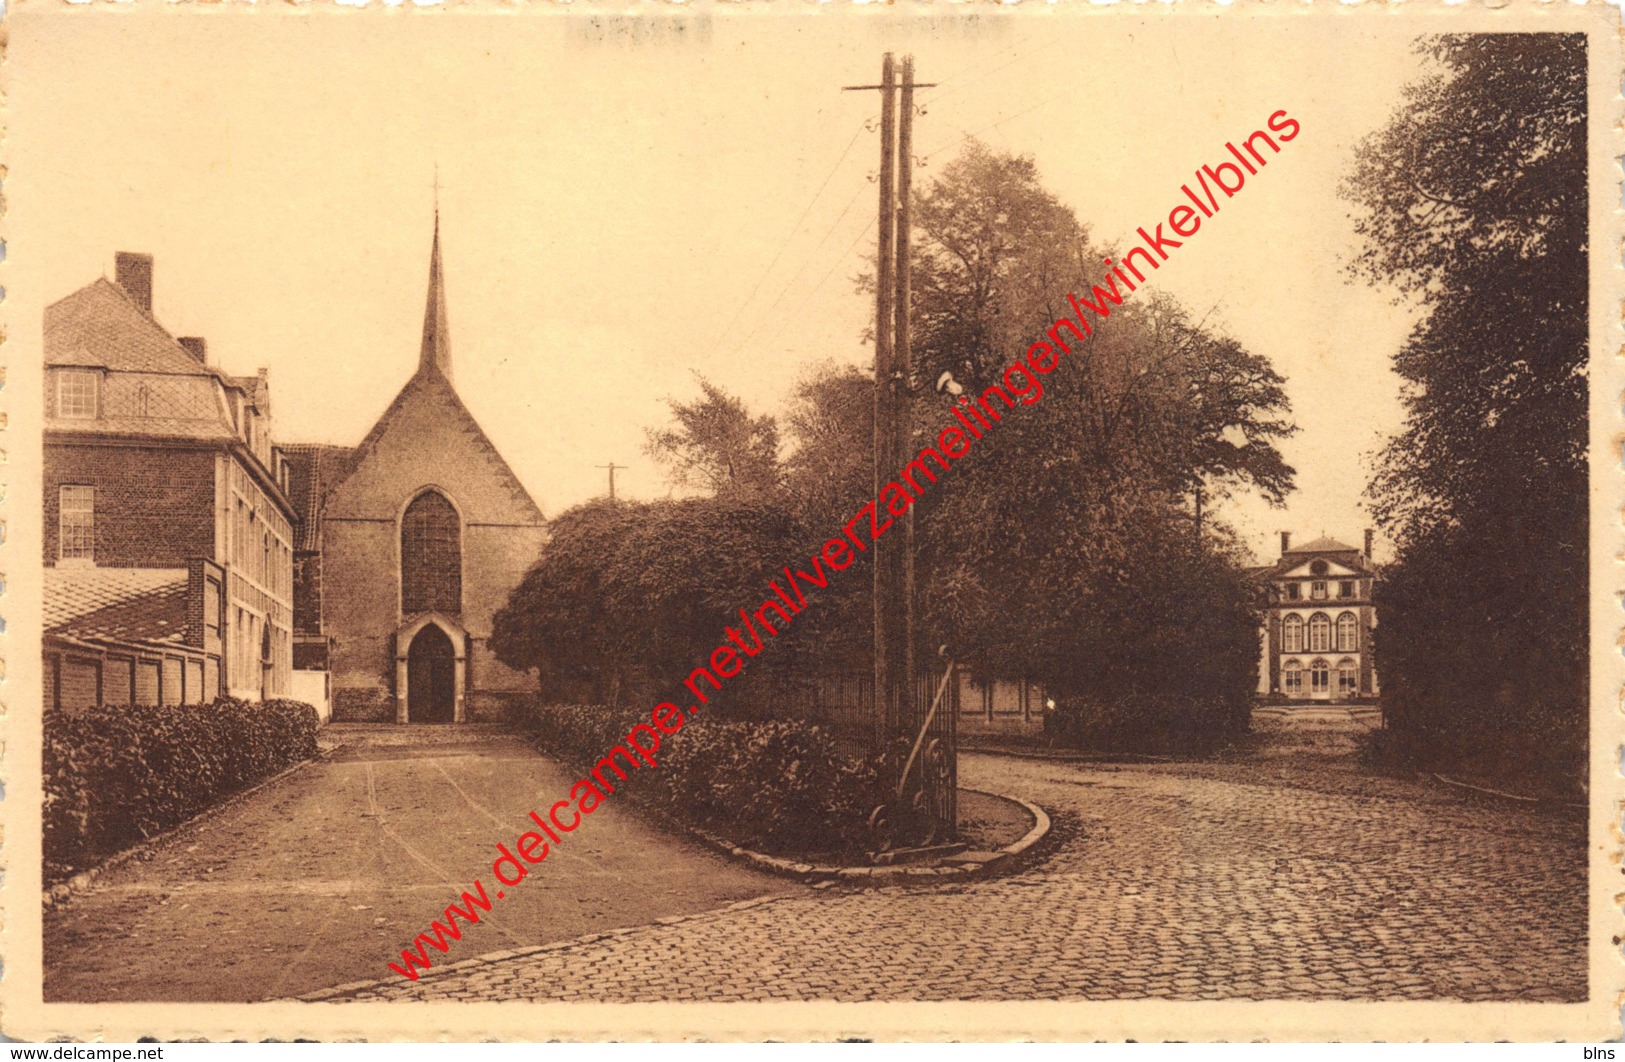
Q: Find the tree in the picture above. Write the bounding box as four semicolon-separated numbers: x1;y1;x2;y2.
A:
1341;34;1587;778
899;143;1298;741
490;496;801;711
644;375;782;499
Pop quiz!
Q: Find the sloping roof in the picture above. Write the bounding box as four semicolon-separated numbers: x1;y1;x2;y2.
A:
45;278;217;377
45;567;190;648
1284;535;1362;555
49;416;237;444
332;364;545;523
281;444;361;550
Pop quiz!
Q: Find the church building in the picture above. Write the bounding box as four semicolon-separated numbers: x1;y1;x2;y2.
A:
284;219;547;723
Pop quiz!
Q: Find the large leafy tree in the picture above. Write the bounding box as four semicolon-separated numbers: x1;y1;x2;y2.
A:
901;144;1297;734
644;375;782;499
491;496;801;710
1341;34;1588;775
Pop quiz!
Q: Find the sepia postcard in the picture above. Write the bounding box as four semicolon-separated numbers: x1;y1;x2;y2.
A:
2;0;1621;1043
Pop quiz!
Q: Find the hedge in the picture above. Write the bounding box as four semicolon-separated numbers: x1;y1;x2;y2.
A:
507;701;878;860
44;697;320;882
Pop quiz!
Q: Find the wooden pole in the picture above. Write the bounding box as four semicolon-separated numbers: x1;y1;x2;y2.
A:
894;56;916;730
872;54;897;751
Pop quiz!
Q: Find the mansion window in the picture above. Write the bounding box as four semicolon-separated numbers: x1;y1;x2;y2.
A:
401;490;462;616
1282;660;1303;695
1310;659;1330;694
1337;659;1359;695
59;485;95;561
57;370;100;419
1311;580;1328;601
1285;583;1302;601
1338;580;1354;599
1282;614;1304;653
1335;612;1359;653
1308;613;1332;653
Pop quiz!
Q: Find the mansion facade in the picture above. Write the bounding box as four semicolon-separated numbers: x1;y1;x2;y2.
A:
1253;532;1380;703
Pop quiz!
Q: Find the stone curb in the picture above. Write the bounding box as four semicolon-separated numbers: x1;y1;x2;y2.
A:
627;785;1050;886
960;743;1176;764
42;749;332;912
297;894;788;1001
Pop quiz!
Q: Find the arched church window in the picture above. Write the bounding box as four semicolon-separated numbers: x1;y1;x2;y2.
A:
402;490;462;616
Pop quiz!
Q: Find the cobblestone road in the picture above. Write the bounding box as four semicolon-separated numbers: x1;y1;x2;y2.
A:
315;752;1587;1003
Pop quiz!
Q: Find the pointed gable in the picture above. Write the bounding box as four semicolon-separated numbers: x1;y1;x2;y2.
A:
322;368;543;525
321;214;543;528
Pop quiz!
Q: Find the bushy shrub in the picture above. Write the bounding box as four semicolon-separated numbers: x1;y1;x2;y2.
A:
1045;691;1232;755
44;697;319;881
508;701;878;859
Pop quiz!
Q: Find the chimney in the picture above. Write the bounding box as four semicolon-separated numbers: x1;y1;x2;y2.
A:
1280;531;1292;556
115;252;154;313
1364;528;1375;560
178;337;208;364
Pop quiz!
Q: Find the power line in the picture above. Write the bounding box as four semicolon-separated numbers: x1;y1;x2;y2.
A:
726;182;871;357
921;86;1077;162
710;118;872;353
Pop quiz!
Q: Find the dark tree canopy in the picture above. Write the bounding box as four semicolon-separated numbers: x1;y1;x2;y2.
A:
1341;33;1588;777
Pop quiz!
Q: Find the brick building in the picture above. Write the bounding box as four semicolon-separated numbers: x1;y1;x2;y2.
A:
283;219;547;723
43;253;296;710
1252;532;1380;704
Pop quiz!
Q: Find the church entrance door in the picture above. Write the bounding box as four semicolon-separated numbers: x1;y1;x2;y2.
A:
407;625;456;723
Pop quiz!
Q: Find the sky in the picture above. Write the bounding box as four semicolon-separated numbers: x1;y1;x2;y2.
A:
10;6;1429;564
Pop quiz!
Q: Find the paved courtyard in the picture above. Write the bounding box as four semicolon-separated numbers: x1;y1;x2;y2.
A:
44;726;792;1002
312;746;1588;1003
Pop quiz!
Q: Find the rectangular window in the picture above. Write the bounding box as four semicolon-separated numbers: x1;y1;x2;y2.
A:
1286;583;1301;601
1338;580;1354;599
1311;581;1328;601
57;371;99;419
59;486;95;561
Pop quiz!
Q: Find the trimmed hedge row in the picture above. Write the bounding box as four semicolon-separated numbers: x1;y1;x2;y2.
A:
44;697;320;882
507;701;878;859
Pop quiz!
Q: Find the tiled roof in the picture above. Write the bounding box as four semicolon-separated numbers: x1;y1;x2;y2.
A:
45;279;216;377
45;567;190;648
281;444;360;550
1284;535;1361;554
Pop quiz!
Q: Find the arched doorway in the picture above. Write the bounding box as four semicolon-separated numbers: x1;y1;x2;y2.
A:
407;624;456;723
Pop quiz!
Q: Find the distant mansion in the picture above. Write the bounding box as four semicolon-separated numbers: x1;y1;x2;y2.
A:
1253;533;1380;703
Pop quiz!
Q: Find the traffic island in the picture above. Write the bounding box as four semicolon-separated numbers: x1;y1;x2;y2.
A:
673;786;1050;886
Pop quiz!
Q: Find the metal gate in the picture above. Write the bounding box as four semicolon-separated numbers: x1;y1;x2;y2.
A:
868;656;958;851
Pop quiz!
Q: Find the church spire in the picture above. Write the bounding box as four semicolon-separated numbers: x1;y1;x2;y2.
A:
419;208;453;384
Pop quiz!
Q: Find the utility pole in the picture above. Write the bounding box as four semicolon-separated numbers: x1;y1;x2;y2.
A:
850;55;896;751
894;55;918;733
596;462;623;501
845;55;934;750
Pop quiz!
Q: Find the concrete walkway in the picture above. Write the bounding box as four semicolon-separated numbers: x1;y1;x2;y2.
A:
44;725;796;1002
